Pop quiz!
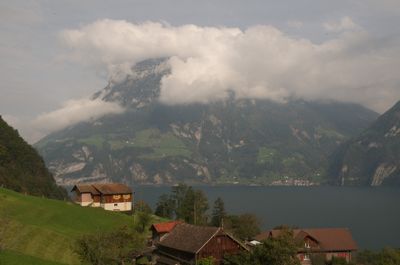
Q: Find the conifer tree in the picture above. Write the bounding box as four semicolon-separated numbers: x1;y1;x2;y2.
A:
211;197;226;227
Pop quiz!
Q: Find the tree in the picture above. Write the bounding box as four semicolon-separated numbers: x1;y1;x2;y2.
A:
155;194;174;218
74;226;145;265
134;200;152;233
171;183;191;220
327;257;350;265
224;228;300;265
155;184;209;225
197;256;216;265
356;248;400;265
134;200;152;214
223;251;254;265
254;228;300;265
211;197;226;227
224;213;261;240
190;189;209;225
135;211;152;233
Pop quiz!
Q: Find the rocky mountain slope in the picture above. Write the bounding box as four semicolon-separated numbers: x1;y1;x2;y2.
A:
329;101;400;186
36;59;379;186
0;116;66;198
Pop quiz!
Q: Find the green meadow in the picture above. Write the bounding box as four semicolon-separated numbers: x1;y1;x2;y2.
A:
0;188;157;265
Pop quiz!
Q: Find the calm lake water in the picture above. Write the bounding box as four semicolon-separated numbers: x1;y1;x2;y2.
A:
134;186;400;250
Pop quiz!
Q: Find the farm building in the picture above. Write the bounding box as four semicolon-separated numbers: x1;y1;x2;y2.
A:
71;183;133;211
154;223;248;265
255;228;358;264
150;220;183;244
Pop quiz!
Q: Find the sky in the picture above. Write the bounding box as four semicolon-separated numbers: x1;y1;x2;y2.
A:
1;0;400;143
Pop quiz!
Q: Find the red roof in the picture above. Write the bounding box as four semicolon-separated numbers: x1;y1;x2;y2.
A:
151;221;183;234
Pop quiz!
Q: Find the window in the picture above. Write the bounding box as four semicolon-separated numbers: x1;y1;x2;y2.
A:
304;254;310;260
114;203;118;206
305;242;310;248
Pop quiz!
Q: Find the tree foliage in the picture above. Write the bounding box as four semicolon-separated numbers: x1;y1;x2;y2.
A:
224;213;261;241
134;200;152;233
356;248;400;265
154;183;209;225
74;226;145;265
155;194;174;218
211;197;226;227
197;256;216;265
134;200;152;214
0;116;67;199
224;228;300;265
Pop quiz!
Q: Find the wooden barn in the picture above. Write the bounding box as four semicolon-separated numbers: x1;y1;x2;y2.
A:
155;223;248;265
71;183;133;211
255;228;358;264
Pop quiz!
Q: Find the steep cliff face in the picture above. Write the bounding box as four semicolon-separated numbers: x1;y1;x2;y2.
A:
0;116;67;198
329;101;400;186
36;59;379;186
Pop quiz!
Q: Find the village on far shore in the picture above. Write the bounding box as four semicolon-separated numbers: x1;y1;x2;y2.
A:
71;182;358;265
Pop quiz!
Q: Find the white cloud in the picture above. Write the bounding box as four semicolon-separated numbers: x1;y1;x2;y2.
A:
32;99;124;135
323;16;360;32
60;19;400;112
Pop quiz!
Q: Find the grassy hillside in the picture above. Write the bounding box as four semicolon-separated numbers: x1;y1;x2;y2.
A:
0;250;66;265
0;188;155;265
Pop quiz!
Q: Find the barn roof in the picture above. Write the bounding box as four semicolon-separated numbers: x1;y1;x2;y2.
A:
158;223;221;254
71;183;132;195
255;228;358;252
151;221;183;234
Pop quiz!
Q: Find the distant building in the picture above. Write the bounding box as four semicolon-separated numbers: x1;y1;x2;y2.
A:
71;183;132;211
255;228;358;264
154;223;248;265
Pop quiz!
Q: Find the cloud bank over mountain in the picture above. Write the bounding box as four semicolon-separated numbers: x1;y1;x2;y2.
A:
60;18;400;112
32;99;124;135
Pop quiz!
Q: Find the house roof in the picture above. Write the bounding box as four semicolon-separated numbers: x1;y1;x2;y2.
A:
71;184;100;195
255;228;358;252
158;223;221;254
151;221;183;234
71;183;132;195
92;183;132;195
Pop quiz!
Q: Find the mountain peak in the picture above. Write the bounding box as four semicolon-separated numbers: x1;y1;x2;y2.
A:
329;99;400;186
92;58;170;108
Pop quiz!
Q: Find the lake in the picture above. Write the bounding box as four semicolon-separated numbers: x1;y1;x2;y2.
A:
134;185;400;250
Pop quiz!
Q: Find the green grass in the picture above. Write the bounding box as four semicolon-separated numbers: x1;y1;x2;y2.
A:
84;130;191;159
132;129;191;159
0;188;149;265
0;250;66;265
315;126;345;139
257;147;277;164
77;135;105;149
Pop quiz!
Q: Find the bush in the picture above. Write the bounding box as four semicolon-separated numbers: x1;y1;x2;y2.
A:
74;226;145;265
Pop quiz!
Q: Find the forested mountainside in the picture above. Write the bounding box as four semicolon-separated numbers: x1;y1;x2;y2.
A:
36;59;379;186
329;101;400;186
0;116;66;198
